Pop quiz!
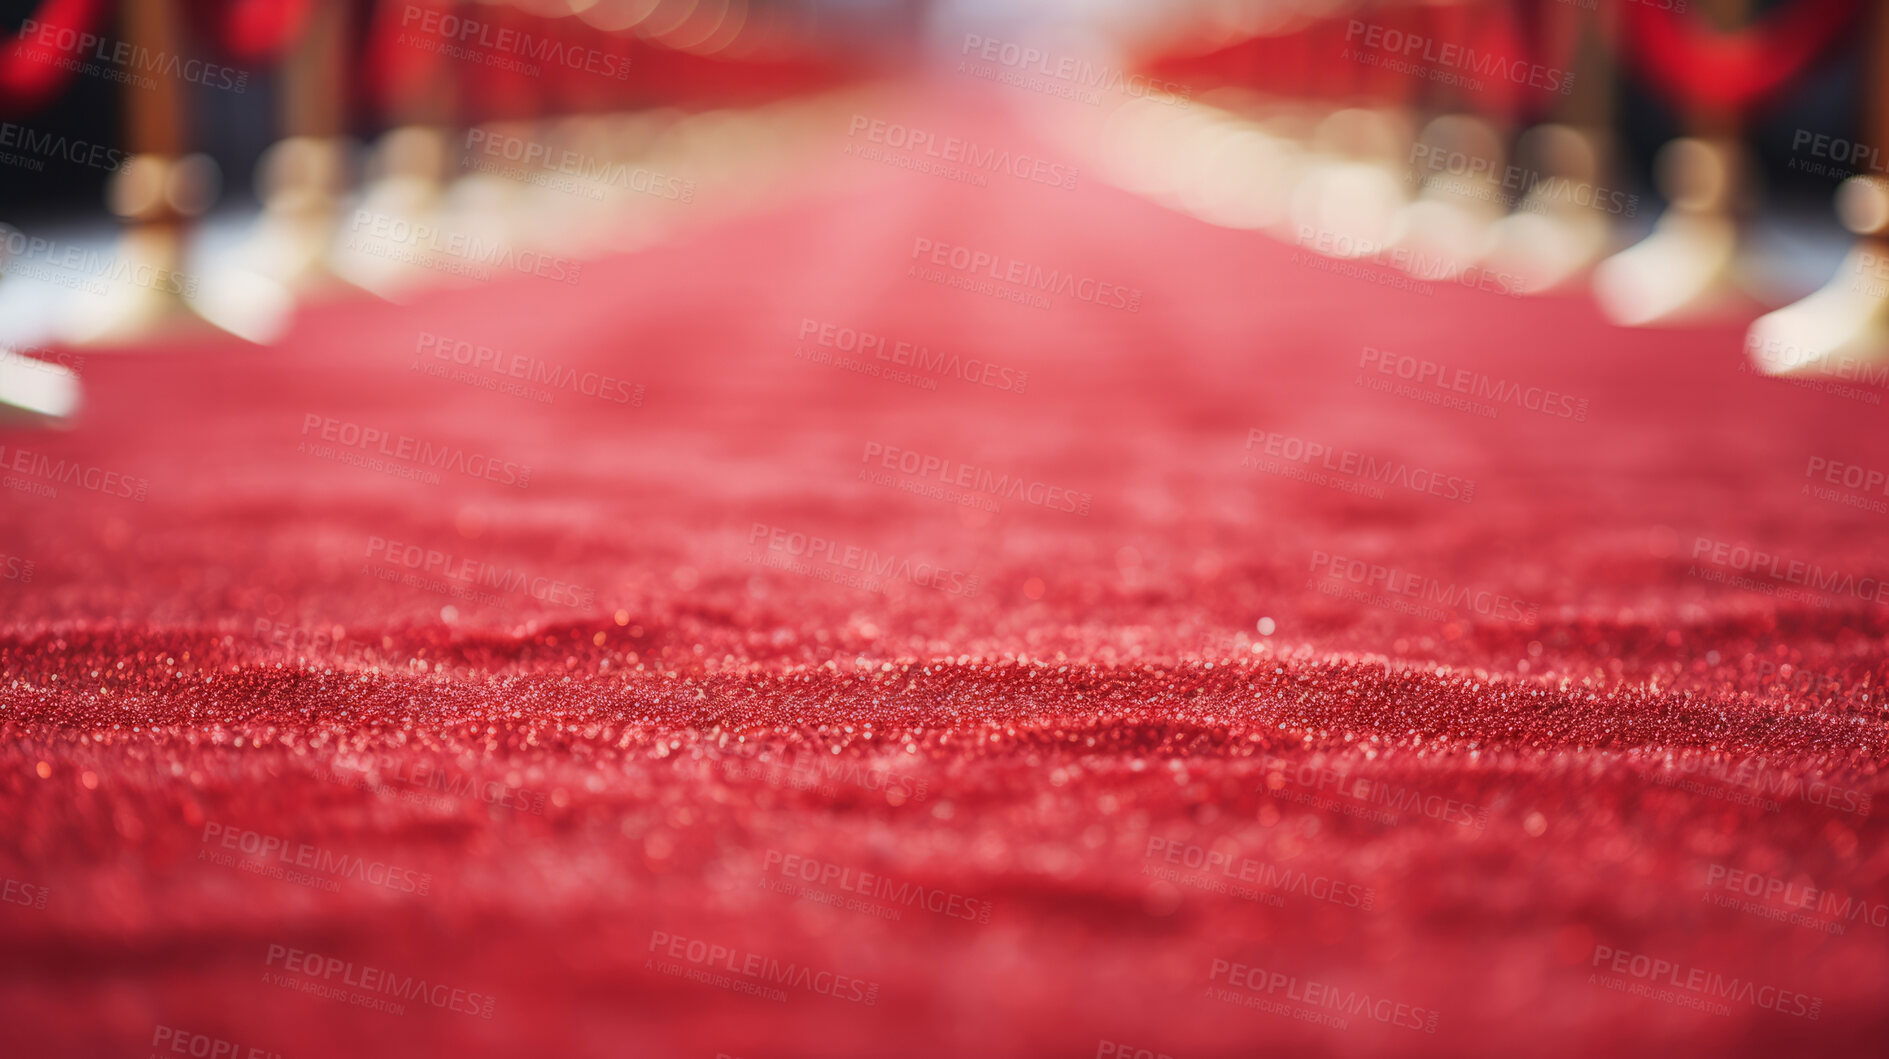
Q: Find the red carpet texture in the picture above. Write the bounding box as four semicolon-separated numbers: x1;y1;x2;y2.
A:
2;95;1887;1058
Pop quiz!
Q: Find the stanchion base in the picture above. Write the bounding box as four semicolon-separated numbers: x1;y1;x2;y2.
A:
1485;208;1610;295
328;127;448;302
1592;212;1747;327
1594;137;1757;326
1746;241;1889;376
1389;115;1506;281
60;228;217;348
1481;126;1613;294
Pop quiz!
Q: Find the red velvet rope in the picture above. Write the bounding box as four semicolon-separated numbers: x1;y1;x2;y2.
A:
1621;0;1862;114
0;0;107;114
1354;1;1424;107
1309;16;1351;103
456;5;542;123
547;16;635;113
1256;26;1312;99
368;0;451;113
187;0;314;63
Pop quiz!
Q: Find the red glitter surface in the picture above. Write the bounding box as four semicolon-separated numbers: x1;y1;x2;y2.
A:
2;95;1887;1058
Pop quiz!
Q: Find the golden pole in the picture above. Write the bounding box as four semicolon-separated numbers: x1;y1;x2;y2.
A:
69;0;205;345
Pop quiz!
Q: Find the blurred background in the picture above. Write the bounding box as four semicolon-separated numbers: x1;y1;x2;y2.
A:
1;0;1885;367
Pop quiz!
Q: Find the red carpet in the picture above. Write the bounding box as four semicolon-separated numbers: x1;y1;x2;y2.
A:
2;90;1886;1057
